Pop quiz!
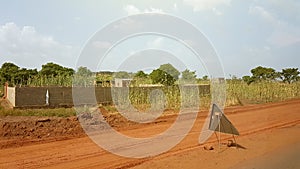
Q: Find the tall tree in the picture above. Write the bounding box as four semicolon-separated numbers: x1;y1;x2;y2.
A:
0;62;19;85
159;63;180;80
280;68;300;84
181;69;197;83
76;66;93;76
251;66;278;81
73;66;94;86
150;69;175;86
134;70;148;79
40;62;74;77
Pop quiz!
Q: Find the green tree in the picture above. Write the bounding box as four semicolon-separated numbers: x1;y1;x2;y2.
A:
0;62;19;85
251;66;278;81
132;70;150;86
280;68;300;84
40;62;74;77
37;62;74;86
202;75;208;81
242;75;254;85
134;70;148;79
15;68;38;85
159;63;180;80
181;69;197;83
150;69;175;86
62;67;75;76
76;66;93;76
73;66;94;86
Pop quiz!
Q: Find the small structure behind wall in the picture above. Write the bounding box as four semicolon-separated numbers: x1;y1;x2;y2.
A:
113;78;133;87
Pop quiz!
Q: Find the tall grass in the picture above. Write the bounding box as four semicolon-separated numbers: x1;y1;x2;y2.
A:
2;79;299;117
226;80;300;105
111;81;300;111
111;85;210;111
24;75;73;87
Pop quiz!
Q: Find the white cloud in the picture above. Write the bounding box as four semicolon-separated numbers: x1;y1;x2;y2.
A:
124;4;141;15
183;0;231;11
0;22;77;68
144;7;164;14
124;4;164;15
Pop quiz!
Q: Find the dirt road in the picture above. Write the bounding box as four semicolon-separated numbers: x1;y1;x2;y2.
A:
0;99;299;169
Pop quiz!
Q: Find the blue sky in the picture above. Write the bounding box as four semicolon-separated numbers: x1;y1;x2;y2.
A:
0;0;299;78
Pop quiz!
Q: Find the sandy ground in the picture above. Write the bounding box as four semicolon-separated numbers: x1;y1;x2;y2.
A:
0;99;299;169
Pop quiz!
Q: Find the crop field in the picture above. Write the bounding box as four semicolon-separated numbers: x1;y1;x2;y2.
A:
226;81;300;104
113;81;300;112
1;81;299;117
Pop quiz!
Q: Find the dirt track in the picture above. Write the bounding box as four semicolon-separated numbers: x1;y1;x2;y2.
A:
0;99;299;169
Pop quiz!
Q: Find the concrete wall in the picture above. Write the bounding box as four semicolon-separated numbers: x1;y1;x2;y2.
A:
15;87;73;107
12;86;113;108
6;85;210;108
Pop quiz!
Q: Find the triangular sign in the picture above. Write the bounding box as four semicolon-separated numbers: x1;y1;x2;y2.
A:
208;104;239;135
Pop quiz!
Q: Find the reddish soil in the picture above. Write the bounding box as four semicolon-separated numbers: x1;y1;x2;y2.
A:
0;116;85;149
0;99;299;169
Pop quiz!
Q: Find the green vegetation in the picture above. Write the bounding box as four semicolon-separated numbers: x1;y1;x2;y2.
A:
181;69;197;83
1;63;299;88
0;85;3;97
242;66;300;85
0;107;76;117
146;63;182;86
0;62;299;116
0;62;75;87
281;68;300;84
113;71;132;79
149;69;176;86
228;66;300;105
158;63;180;80
111;85;210;111
227;80;300;105
132;71;152;86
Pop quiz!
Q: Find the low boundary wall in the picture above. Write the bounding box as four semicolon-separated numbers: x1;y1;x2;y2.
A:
5;85;210;108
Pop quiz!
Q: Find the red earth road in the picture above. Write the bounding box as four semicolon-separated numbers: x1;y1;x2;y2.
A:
0;99;299;169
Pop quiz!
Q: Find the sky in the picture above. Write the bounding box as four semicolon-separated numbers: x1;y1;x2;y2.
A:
0;0;299;78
